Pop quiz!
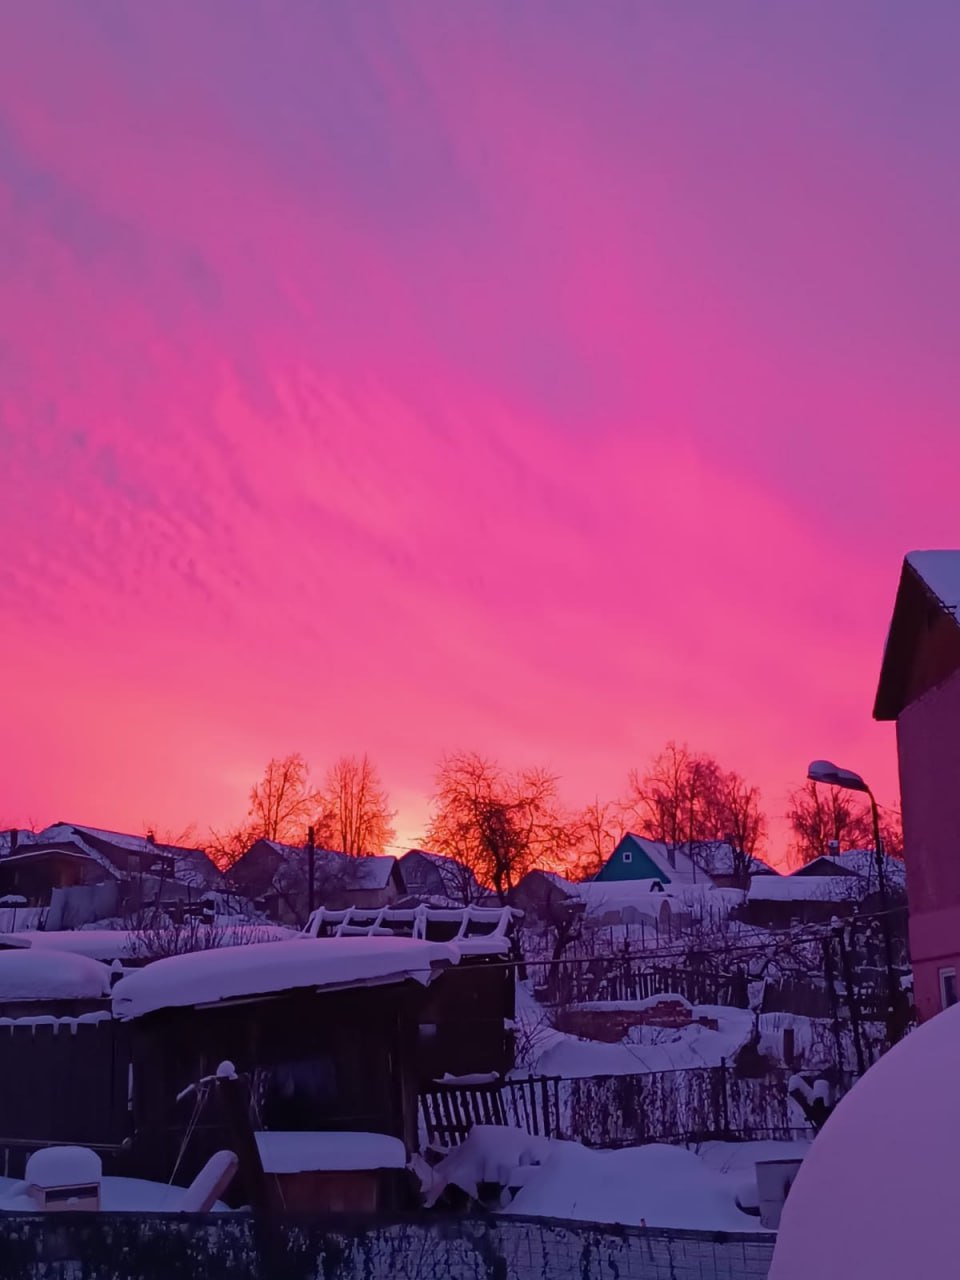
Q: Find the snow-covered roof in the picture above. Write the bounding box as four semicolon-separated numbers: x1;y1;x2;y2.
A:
0;841;123;880
259;841;397;890
819;849;907;890
747;875;859;902
41;823;221;889
112;936;459;1018
255;1131;406;1173
906;550;960;613
677;842;775;878
0;949;112;1001
304;904;517;956
771;1000;960;1280
619;835;707;886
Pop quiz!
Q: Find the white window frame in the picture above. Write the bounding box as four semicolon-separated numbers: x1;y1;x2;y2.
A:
939;966;958;1010
622;850;633;864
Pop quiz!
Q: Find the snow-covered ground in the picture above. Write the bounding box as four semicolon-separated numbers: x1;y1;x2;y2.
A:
424;1125;802;1232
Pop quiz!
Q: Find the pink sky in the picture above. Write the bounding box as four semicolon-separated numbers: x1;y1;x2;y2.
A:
2;2;958;860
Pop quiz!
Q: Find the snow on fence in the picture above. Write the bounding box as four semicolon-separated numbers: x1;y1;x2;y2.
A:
0;1212;776;1280
421;1065;831;1149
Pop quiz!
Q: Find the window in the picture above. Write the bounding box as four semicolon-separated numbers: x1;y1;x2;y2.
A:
940;967;958;1010
622;850;633;864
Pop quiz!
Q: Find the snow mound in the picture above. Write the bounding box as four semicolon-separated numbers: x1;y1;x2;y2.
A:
0;949;111;1001
771;1004;960;1279
26;1146;101;1187
426;1125;770;1231
112;936;459;1018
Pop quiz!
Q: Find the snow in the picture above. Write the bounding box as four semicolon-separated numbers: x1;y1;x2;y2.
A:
261;841;397;890
305;904;517;956
0;1176;230;1213
21;925;294;962
821;849;907;890
519;1004;755;1077
255;1131;407;1173
0;949;111;1001
907;549;960;612
26;1146;101;1188
771;1002;960;1279
425;1125;777;1232
747;875;858;902
112;936;459;1018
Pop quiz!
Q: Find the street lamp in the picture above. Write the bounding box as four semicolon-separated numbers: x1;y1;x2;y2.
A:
806;760;903;1046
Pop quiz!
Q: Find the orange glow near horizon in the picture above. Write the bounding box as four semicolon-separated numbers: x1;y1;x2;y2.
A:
2;4;958;865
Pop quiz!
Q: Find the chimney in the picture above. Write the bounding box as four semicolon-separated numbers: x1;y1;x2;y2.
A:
827;839;840;858
8;829;18;853
146;831;156;846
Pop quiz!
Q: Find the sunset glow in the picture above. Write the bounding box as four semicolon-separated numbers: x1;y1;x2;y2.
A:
2;2;959;859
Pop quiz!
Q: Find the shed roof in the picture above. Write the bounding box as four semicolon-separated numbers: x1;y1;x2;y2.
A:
112;935;457;1018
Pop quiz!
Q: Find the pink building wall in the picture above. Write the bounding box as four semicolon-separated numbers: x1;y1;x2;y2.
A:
897;665;960;1021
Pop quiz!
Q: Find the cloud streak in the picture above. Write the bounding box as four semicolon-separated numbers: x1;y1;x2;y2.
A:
1;2;958;852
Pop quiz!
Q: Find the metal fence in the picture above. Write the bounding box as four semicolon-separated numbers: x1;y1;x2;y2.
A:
421;1064;834;1149
0;1212;776;1280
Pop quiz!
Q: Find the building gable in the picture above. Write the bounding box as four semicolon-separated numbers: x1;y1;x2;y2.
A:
875;553;960;721
595;835;672;884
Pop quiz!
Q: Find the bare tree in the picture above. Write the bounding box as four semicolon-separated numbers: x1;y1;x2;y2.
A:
318;753;396;855
209;753;322;869
570;798;624;880
623;742;723;859
786;779;875;866
715;771;767;886
425;752;575;903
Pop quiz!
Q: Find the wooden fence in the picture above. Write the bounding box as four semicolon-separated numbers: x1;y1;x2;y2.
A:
541;962;749;1009
0;1018;132;1174
420;1063;836;1150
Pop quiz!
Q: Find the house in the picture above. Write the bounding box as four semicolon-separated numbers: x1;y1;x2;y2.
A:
739;873;860;929
595;833;747;887
0;824;222;928
792;848;908;900
111;936;459;1207
874;550;960;1020
509;870;676;935
397;849;485;904
228;839;403;926
674;841;776;888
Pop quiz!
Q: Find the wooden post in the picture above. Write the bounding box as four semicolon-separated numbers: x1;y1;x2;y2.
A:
214;1065;272;1217
307;825;316;920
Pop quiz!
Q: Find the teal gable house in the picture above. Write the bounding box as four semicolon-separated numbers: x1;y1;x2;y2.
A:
595;834;676;884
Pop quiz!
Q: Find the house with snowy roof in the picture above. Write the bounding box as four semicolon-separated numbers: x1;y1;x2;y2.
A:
228;838;403;926
396;849;486;904
0;824;222;930
595;833;767;888
874;550;960;1019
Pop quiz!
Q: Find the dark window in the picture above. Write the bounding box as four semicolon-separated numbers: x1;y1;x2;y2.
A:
940;968;958;1010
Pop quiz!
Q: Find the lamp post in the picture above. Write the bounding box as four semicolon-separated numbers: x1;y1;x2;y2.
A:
807;760;903;1046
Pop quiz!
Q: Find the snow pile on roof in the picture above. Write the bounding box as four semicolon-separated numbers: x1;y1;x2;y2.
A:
771;1002;960;1280
112;936;459;1018
677;842;775;878
21;925;294;963
255;1131;406;1173
425;1125;771;1232
0;950;111;1001
39;823;221;888
906;550;960;613
747;875;858;902
26;1146;101;1188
